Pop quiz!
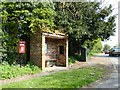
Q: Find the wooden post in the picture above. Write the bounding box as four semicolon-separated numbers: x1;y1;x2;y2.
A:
20;53;22;68
42;35;45;70
66;38;68;67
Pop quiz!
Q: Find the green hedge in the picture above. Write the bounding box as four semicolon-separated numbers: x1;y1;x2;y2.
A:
1;61;41;80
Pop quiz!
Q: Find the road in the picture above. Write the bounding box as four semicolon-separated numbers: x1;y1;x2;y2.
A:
95;54;119;88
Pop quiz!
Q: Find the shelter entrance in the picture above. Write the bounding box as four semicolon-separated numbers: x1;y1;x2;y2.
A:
45;37;66;67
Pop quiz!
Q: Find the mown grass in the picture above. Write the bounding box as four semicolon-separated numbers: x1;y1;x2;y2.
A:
2;65;105;88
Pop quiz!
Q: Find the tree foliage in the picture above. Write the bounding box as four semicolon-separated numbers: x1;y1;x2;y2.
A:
90;38;103;53
2;2;56;64
83;38;103;53
54;2;116;55
103;44;111;51
2;1;116;63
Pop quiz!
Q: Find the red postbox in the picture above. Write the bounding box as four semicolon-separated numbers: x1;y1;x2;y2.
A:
19;41;25;53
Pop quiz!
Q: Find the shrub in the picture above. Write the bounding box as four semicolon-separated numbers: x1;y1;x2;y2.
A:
1;61;41;80
88;53;98;56
69;55;81;65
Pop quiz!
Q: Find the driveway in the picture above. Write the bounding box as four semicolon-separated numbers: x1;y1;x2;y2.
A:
89;54;119;88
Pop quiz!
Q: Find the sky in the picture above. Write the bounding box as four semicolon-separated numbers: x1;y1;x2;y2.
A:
101;0;120;47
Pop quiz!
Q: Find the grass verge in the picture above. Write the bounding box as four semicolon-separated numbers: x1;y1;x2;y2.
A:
2;65;105;88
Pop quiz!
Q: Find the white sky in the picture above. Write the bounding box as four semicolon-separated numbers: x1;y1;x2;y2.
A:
101;0;120;48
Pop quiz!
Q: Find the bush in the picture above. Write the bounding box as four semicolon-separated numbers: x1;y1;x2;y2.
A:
88;53;98;56
89;53;94;56
1;61;41;80
69;55;81;65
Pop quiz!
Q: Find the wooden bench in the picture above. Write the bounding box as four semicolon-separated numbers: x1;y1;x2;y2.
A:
45;59;57;61
45;59;57;67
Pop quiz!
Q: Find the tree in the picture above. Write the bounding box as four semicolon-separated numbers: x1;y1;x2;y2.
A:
84;38;103;53
90;39;103;53
54;2;116;56
2;2;56;64
103;44;111;51
116;44;120;47
2;1;117;63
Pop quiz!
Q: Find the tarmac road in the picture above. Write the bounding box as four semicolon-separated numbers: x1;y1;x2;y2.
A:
95;54;119;88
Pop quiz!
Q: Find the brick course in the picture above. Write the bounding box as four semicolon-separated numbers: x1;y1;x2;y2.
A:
30;30;42;67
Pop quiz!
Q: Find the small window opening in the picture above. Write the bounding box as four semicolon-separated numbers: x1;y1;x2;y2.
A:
59;46;64;54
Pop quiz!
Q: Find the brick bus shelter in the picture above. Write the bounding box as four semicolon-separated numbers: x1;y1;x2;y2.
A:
30;29;68;70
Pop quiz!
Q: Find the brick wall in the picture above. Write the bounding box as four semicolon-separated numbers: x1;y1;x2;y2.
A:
45;38;57;60
45;38;66;66
30;30;42;67
57;39;66;66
